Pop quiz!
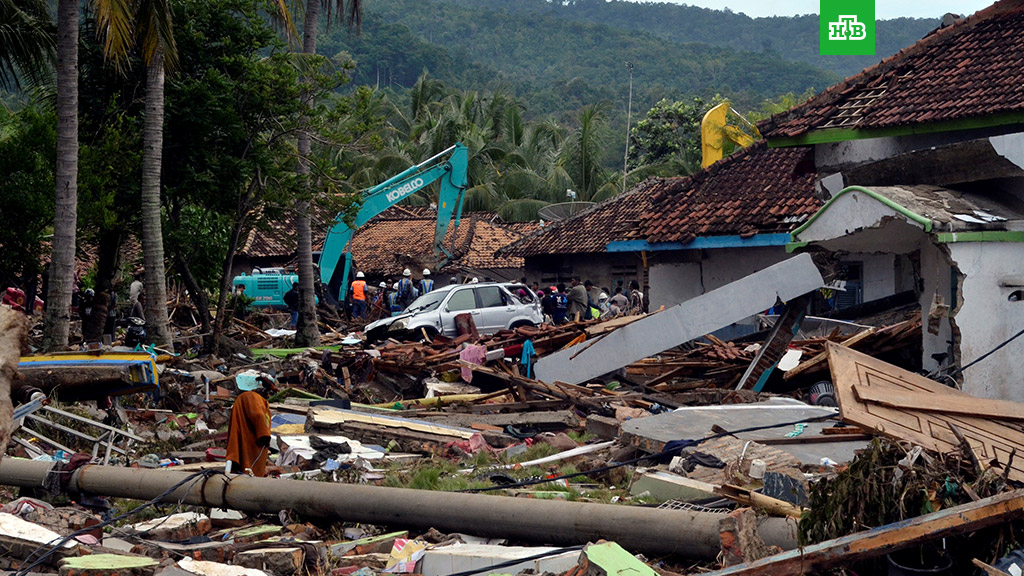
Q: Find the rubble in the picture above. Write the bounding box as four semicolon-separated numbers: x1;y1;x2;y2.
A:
3;266;1023;576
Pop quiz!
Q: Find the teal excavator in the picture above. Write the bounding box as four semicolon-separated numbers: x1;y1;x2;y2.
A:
233;143;469;307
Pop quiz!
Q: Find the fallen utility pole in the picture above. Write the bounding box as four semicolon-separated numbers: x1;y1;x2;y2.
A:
0;458;796;558
698;489;1024;575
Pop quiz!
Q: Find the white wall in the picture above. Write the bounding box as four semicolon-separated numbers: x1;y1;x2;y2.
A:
919;241;956;375
861;253;896;302
947;242;1024;401
649;246;792;311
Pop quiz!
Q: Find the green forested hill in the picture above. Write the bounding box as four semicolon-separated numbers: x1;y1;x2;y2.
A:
318;0;937;121
318;0;839;121
472;0;939;79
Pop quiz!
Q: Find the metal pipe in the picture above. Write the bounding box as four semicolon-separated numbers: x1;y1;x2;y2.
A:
0;459;797;558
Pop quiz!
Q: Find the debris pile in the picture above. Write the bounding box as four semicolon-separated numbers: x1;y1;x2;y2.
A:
3;271;1024;576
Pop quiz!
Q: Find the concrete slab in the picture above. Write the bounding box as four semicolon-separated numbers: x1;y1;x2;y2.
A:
629;469;718;503
417;543;579;576
533;253;823;385
620;397;867;466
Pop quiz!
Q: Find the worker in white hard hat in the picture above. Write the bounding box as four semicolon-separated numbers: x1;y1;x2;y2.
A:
470;277;479;284
350;271;368;320
420;268;434;294
397;269;416;310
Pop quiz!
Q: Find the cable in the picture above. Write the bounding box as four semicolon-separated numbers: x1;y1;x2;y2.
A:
459;413;837;493
949;326;1024;377
445;544;586;576
15;468;226;576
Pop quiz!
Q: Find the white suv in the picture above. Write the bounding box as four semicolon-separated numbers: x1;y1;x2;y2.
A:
364;282;542;342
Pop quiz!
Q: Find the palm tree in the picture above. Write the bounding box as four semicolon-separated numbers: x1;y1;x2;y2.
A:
0;0;55;90
42;0;174;350
294;0;361;347
42;0;81;350
90;0;176;348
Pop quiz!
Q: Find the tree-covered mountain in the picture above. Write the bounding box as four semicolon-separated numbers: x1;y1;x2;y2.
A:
318;0;839;122
472;0;940;79
318;0;937;122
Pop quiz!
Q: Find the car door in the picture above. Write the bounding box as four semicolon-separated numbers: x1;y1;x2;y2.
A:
474;285;515;334
437;286;479;336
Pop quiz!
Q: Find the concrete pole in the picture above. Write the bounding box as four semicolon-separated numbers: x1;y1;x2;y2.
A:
0;459;797;558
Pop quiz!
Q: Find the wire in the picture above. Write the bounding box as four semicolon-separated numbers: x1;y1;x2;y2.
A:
446;544;586;576
15;468;226;576
459;413;837;493
949;326;1024;377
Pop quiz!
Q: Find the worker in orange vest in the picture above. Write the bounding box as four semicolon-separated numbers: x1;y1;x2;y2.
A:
350;271;368;319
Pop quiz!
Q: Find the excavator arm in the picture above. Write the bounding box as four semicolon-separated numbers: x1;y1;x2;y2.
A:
319;143;469;300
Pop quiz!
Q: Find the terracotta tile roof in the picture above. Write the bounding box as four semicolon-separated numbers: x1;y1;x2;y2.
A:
642;143;821;243
238;207;334;259
761;1;1024;138
499;184;655;257
348;210;534;275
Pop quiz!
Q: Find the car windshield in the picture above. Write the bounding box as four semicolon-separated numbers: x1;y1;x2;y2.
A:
404;289;448;313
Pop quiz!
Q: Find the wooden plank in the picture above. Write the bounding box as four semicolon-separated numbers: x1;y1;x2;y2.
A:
783;326;877;381
973;558;1011;575
828;342;1024;482
713;484;806;519
699;489;1024;575
852;384;1024;422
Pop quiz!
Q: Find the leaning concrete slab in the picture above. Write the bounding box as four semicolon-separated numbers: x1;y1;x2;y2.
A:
533;253;824;386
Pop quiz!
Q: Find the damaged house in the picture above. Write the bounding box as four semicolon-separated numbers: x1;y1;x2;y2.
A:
501;141;823;334
764;0;1024;400
233;206;534;283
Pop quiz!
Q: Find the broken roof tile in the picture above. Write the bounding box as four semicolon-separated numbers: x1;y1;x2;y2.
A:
639;143;821;244
761;1;1024;138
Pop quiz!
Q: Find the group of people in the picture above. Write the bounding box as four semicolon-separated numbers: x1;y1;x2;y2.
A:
536;277;647;325
349;267;446;321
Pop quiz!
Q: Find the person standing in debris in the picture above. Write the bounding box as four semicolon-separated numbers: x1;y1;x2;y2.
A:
628;280;644;315
420;269;435;294
541;286;558;322
387;281;403;316
350;272;368;320
610;286;628;314
449;276;458;286
232;285;250;320
131;292;146;321
397;269;416;310
370;281;388;320
567;277;588;321
284;282;299;328
553;284;569;325
129;271;144;307
226;372;274;477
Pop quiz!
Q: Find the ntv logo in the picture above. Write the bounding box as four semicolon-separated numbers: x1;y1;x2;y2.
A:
820;0;875;55
828;15;867;41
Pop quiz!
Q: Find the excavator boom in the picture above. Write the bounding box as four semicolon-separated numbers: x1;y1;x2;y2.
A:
319;143;469;300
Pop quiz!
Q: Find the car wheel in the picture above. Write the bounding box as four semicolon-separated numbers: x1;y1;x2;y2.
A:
418;327;439;342
509;320;535;330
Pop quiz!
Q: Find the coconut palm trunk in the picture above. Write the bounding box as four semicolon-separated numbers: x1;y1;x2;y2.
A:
141;50;172;347
294;0;321;347
42;0;79;351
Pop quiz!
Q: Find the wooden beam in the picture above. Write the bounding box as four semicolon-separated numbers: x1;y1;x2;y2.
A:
852;384;1024;422
828;343;1024;482
699;489;1024;575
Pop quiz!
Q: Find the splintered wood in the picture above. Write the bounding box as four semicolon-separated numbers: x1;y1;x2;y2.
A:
827;342;1024;483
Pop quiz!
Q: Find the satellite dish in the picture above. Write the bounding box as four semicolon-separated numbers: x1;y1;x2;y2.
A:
536;202;596;222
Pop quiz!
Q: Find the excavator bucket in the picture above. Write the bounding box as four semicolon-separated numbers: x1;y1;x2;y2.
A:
700;101;760;168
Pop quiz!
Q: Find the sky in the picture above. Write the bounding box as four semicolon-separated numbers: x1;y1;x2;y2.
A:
631;1;995;20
